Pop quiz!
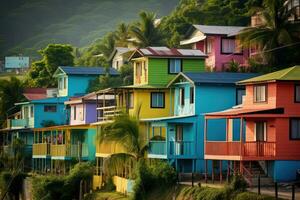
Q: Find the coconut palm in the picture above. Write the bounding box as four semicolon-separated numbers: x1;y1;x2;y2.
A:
98;111;147;177
238;0;300;68
130;11;163;47
115;23;131;47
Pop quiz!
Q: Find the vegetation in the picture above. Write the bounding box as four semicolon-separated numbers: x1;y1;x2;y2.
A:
32;162;93;200
239;0;300;69
0;171;26;200
24;44;74;88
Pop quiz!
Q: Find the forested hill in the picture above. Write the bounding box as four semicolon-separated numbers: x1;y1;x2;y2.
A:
0;0;179;58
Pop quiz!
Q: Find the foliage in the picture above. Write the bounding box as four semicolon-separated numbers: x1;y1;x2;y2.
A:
234;192;276;200
0;77;24;127
0;171;26;200
225;60;241;72
24;44;74;87
238;0;300;69
229;174;248;192
32;162;94;200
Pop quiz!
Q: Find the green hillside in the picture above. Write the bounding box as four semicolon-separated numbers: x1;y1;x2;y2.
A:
0;0;178;59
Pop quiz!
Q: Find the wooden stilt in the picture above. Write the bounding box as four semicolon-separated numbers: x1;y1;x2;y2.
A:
205;159;208;183
212;160;214;183
227;160;230;182
220;160;222;183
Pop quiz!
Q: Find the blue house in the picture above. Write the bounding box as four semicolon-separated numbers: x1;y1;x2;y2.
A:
144;72;257;173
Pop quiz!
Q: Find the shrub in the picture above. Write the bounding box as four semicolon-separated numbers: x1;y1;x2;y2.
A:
230;174;248;192
32;176;65;200
0;171;26;200
102;176;116;191
234;192;276;200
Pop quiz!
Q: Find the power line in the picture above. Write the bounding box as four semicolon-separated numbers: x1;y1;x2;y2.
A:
251;41;300;55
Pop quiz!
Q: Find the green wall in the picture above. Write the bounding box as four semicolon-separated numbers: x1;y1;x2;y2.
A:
148;58;205;86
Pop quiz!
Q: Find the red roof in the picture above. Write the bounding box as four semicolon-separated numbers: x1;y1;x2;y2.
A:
23;88;48;100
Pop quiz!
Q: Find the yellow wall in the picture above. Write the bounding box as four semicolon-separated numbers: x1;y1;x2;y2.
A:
128;89;173;119
93;175;102;190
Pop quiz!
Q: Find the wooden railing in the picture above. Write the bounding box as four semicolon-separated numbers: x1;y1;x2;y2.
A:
148;141;166;155
96;142;126;155
205;141;276;158
97;106;122;121
51;144;88;158
33;143;50;156
169;141;195;157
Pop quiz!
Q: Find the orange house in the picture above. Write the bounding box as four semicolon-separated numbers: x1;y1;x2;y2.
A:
204;66;300;183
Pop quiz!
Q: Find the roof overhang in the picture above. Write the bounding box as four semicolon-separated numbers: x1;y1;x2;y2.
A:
180;35;206;45
167;72;195;88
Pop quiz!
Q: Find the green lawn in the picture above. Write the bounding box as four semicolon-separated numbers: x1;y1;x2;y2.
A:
84;191;129;200
0;72;25;81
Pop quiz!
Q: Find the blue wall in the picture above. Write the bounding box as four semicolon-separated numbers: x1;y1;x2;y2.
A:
271;161;300;182
34;103;66;128
67;75;98;97
86;128;96;161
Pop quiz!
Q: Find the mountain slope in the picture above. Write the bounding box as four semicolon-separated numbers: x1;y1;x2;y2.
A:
0;0;178;58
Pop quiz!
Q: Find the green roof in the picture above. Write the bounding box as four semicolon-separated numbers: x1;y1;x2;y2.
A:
238;66;300;84
119;84;167;89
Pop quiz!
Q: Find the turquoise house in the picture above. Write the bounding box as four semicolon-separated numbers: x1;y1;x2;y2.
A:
144;72;257;173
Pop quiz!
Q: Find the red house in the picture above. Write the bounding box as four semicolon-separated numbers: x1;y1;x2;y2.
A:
204;66;300;183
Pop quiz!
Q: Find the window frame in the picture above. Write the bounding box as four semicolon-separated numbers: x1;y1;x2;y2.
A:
44;105;57;113
128;92;134;109
168;59;182;74
253;84;267;103
295;84;300;103
73;105;77;120
220;37;243;55
236;88;246;105
179;88;185;106
290;118;300;140
254;121;267;142
150;92;165;109
175;125;183;142
190;87;194;104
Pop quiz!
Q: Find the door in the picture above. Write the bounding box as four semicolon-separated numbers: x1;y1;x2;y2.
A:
175;125;183;155
255;121;267;156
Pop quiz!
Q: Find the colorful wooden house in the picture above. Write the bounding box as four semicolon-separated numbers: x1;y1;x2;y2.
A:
144;72;257;173
180;25;248;71
109;47;135;70
93;47;207;190
204;66;300;183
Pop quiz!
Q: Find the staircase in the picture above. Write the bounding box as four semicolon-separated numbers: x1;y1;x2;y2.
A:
242;161;274;187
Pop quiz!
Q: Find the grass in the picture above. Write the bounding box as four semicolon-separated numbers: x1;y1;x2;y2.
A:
0;72;25;81
84;191;129;200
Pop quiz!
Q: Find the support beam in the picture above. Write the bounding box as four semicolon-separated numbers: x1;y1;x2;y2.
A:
220;160;222;183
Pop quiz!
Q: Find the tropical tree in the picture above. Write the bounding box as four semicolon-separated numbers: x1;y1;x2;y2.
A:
115;23;131;47
98;110;147;177
130;11;163;47
238;0;300;68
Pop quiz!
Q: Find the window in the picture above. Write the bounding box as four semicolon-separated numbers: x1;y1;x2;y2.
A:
221;38;242;54
206;39;212;54
179;88;185;106
190;87;194;104
23;106;29;118
295;85;300;102
73;106;77;120
290;118;300;140
30;105;34;118
236;88;246;105
255;121;267;141
169;59;182;74
176;126;183;141
128;93;134;108
254;85;267;103
44;105;57;112
151;92;165;108
63;77;67;89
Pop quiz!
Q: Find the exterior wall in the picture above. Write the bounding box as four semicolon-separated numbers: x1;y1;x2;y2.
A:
276;82;300;115
133;57;148;85
85;128;96;161
85;103;97;124
147;58;205;86
67;75;98;97
173;82;195;116
57;74;68;97
70;104;85;125
243;83;277;109
128;89;173;119
244;118;276;142
34;103;66;128
112;55;124;70
195;35;249;71
272;160;300;182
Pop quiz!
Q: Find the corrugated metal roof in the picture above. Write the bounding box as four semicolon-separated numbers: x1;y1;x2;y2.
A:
132;47;206;59
238;66;300;84
193;25;246;36
23;88;48;100
183;72;258;84
59;66;119;75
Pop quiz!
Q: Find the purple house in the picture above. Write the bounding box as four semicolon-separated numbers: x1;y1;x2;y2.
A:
180;25;249;71
65;92;97;125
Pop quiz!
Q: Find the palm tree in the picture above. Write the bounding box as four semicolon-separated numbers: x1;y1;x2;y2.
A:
115;23;131;47
98;112;147;178
130;11;163;47
238;0;300;68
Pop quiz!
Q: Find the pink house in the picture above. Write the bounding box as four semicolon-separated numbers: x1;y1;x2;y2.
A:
180;25;249;71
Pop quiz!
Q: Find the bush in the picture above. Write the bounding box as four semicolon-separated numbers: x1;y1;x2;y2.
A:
32;162;93;200
0;171;26;200
230;174;248;192
234;192;276;200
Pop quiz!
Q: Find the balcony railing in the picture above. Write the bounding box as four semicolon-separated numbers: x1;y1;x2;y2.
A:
96;142;126;155
148;141;166;155
97;106;122;121
51;144;88;158
33;143;51;156
169;141;195;157
8;118;34;129
205;141;276;158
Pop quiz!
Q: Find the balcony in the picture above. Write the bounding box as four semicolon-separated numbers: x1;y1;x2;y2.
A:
96;142;126;157
33;143;51;157
169;141;195;157
205;141;276;160
97;106;122;121
148;141;166;158
51;144;88;158
8;118;34;129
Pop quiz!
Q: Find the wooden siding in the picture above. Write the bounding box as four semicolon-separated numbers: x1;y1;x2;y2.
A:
276;82;300;115
182;59;205;72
